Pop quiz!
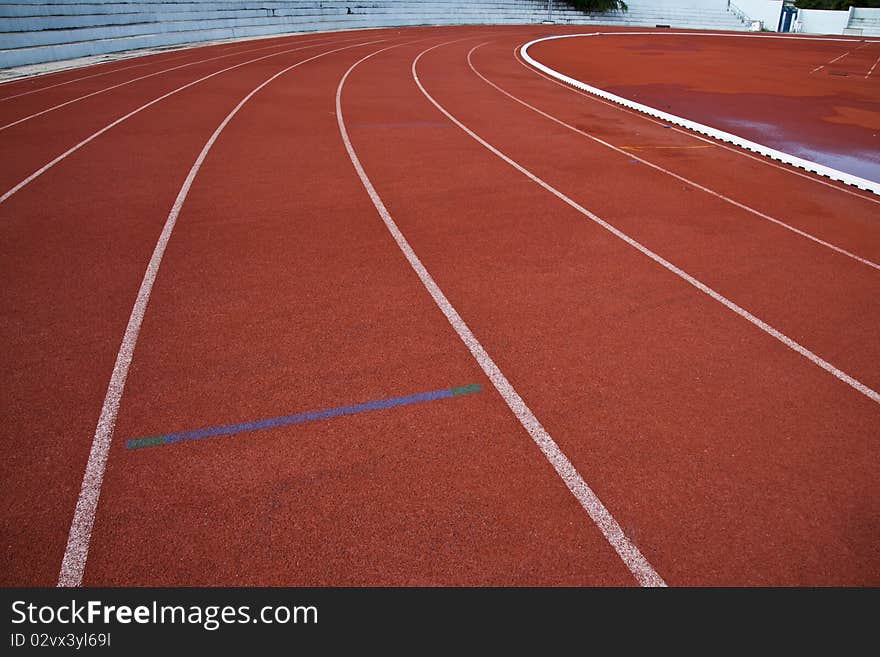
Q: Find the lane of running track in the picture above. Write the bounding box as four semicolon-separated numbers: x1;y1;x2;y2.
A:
83;32;644;586
0;39;296;113
1;26;877;586
0;32;403;128
0;33;384;194
0;34;326;99
467;36;880;392
0;29;404;585
338;35;878;584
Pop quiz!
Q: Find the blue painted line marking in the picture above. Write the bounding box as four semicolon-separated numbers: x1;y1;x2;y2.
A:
126;383;482;450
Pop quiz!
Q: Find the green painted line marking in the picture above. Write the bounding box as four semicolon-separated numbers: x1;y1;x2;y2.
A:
451;383;483;396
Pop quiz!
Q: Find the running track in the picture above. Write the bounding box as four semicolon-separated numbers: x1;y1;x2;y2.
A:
1;25;877;587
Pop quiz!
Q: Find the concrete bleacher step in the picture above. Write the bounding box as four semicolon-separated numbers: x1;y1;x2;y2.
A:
0;0;750;70
848;18;880;36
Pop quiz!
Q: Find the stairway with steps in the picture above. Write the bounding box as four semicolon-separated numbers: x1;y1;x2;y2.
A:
0;0;749;70
847;7;880;36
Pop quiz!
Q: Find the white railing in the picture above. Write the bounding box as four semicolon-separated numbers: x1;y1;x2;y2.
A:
727;0;752;24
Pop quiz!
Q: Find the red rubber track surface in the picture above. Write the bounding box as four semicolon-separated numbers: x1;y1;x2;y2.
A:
1;26;877;586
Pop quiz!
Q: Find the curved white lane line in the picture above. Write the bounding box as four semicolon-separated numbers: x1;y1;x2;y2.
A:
466;42;880;271
520;32;880;196
0;59;165;103
337;40;667;587
510;46;880;207
0;34;343;131
0;35;360;206
57;37;384;588
810;42;869;74
866;54;880;79
413;42;880;407
0;37;328;103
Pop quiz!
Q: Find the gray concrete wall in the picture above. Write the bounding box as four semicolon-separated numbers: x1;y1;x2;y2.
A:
0;1;749;70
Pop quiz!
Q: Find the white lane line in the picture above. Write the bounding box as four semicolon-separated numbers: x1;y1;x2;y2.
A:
812;42;869;73
0;34;327;103
414;42;880;406
0;60;160;103
57;37;385;588
0;53;192;96
867;54;880;79
0;35;344;131
336;41;667;588
811;52;848;74
0;36;359;206
520;33;880;195
466;43;880;272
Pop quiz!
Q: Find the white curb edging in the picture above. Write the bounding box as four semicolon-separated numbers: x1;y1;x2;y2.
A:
520;32;880;196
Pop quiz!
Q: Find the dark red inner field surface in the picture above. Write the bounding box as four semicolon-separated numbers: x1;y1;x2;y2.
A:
528;33;880;181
